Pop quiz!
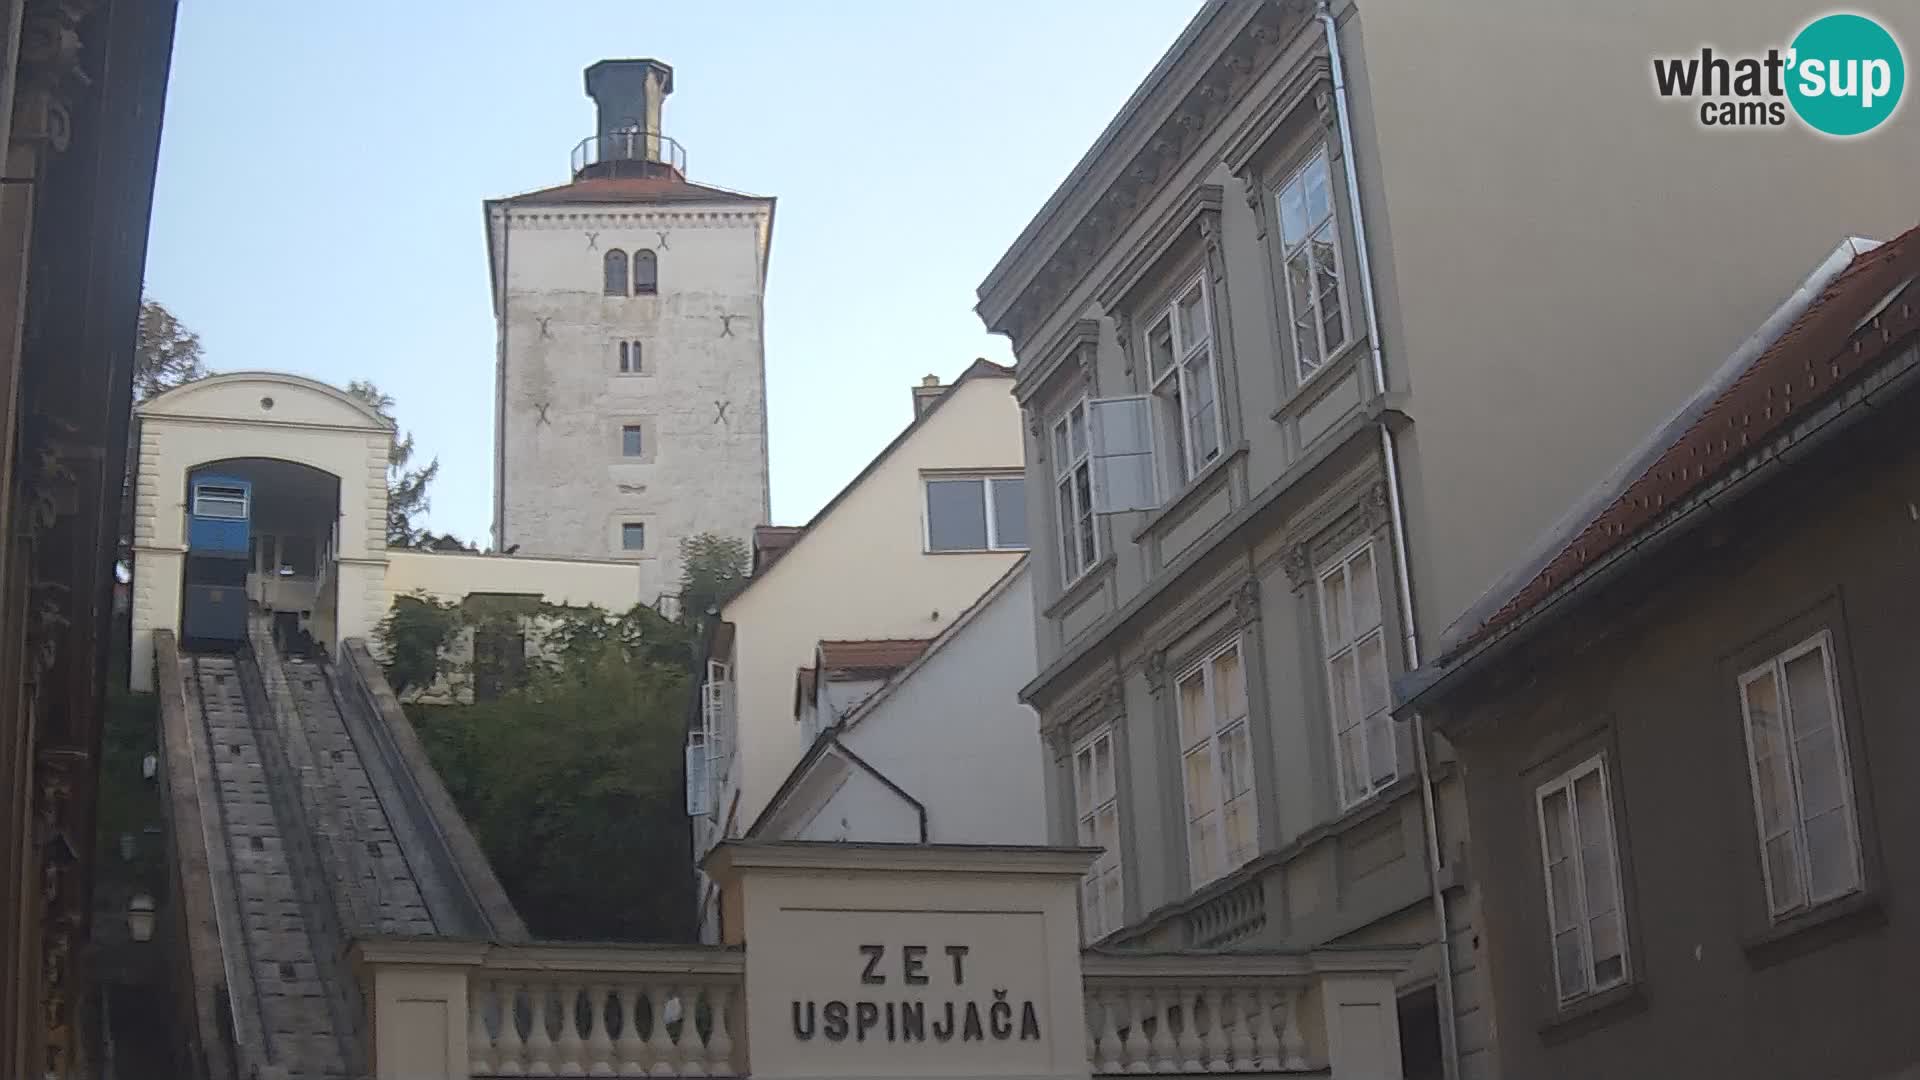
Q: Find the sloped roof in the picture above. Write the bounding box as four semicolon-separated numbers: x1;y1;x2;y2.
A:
720;358;1016;611
837;559;1030;733
817;639;933;674
1439;223;1920;661
493;175;766;207
753;526;805;575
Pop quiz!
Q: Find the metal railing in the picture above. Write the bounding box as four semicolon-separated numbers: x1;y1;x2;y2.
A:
571;129;688;176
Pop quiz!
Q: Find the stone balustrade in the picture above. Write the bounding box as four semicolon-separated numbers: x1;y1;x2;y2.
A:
468;965;742;1076
1081;948;1414;1076
352;939;746;1080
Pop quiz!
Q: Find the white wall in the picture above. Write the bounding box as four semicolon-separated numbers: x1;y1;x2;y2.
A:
130;373;391;691
764;565;1047;847
713;372;1026;842
492;196;773;605
382;549;643;612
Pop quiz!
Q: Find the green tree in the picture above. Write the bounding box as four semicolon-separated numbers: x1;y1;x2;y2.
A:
400;602;695;941
676;533;750;626
346;379;445;549
122;299;209;568
134;299;208;402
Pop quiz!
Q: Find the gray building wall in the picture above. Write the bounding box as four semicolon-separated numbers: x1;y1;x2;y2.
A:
979;3;1914;1079
1431;362;1920;1080
1346;0;1920;643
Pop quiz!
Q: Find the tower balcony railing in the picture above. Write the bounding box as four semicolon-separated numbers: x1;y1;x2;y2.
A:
571;130;688;177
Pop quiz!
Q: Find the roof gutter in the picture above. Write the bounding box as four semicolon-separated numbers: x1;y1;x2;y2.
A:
1399;336;1920;721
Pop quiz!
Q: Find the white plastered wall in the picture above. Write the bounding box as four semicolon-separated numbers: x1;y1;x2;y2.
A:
130;372;391;691
491;197;774;602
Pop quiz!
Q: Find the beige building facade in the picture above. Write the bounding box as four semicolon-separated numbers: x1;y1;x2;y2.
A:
690;363;1028;939
975;4;1918;1080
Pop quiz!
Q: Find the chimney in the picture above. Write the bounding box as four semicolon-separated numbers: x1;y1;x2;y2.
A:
912;374;945;417
579;59;679;179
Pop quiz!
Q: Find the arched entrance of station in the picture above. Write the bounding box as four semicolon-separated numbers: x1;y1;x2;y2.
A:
180;456;343;656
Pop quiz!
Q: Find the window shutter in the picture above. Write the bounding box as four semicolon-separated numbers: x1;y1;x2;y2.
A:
1088;396;1159;514
685;739;710;816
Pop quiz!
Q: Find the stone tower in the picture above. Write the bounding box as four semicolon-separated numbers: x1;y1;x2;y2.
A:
486;59;773;605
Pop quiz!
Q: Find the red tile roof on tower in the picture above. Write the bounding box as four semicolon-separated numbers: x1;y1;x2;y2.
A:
1448;223;1920;656
496;175;766;206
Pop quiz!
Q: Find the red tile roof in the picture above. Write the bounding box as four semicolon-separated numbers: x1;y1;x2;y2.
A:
817;639;934;674
497;175;765;206
1459;224;1920;651
752;525;805;575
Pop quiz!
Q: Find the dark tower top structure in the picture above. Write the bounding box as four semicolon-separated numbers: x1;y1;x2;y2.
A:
574;58;684;181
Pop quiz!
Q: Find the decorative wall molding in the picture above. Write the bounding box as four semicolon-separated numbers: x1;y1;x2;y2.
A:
1280;542;1314;590
1233;577;1262;627
1143;649;1170;695
498;209;766;231
10;0;99;153
988;0;1305;350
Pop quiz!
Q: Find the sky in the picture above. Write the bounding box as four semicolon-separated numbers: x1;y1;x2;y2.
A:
144;0;1202;543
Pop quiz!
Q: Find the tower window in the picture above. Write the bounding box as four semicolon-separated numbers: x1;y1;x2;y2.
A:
634;249;658;295
618;340;644;374
621;522;646;551
622;425;644;457
603;249;629;296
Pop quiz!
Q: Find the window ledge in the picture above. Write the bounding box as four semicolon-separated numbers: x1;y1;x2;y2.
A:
1045;555;1116;620
1537;982;1646;1046
1741;889;1885;969
1271;337;1370;423
925;548;1029;557
1130;442;1248;544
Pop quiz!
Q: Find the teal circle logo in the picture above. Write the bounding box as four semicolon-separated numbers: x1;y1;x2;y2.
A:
1787;13;1905;136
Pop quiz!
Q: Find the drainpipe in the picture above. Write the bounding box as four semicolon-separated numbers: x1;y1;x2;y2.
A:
1318;3;1461;1078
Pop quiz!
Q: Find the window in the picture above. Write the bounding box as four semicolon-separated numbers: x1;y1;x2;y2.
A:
1052;400;1100;582
1738;631;1862;920
621;522;646;551
1319;541;1395;807
192;484;248;519
618;340;643;374
603;249;629;296
1535;755;1629;1005
924;474;1027;552
1277;148;1349;382
1145;276;1223;485
633;249;658;295
685;731;710;816
1175;640;1256;888
693;659;732;817
622;424;645;457
1073;726;1124;942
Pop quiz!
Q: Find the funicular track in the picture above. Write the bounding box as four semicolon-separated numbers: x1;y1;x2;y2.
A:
184;650;355;1078
158;623;528;1079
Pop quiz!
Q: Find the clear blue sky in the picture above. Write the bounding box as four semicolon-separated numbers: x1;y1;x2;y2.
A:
144;1;1200;543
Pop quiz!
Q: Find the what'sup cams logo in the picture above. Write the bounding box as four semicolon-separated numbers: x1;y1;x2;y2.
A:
1653;12;1905;136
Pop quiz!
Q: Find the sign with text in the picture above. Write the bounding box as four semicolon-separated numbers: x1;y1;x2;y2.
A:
708;843;1094;1080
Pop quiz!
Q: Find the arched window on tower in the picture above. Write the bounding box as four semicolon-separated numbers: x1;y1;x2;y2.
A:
633;249;658;295
603;249;629;296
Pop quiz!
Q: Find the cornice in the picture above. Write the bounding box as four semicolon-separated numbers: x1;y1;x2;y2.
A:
1016;318;1103;408
1220;56;1334;177
1092;182;1225;315
497;207;767;230
979;0;1307;349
